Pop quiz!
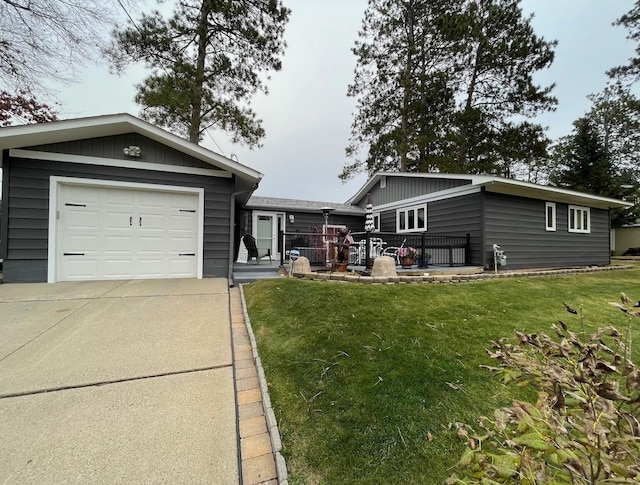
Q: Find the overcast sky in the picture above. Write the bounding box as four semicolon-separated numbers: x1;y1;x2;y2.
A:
53;0;637;204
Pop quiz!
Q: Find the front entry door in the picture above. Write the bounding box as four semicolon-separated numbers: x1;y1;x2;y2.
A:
253;211;280;261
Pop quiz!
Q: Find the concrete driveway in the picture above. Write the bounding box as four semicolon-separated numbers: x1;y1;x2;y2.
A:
0;279;238;484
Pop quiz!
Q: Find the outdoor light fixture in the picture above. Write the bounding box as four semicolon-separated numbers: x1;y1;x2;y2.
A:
124;146;142;157
288;214;295;223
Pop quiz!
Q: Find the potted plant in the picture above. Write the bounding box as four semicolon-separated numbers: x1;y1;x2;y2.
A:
397;246;418;268
418;251;432;268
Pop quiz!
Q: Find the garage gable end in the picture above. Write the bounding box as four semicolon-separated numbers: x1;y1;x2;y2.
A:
26;133;217;171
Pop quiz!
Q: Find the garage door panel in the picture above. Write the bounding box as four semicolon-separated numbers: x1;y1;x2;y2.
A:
102;259;134;278
58;184;200;282
139;213;165;232
66;210;100;230
169;213;197;233
103;211;132;231
103;235;134;253
65;234;99;253
137;235;165;253
61;257;99;281
136;259;165;277
168;257;197;276
169;236;197;253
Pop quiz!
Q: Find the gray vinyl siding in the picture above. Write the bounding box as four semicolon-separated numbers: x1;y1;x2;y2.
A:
483;192;611;269
375;193;482;265
365;176;471;206
3;156;233;283
27;133;213;170
427;193;483;265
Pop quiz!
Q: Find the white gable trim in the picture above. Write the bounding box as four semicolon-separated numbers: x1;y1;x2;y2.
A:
349;172;631;210
370;185;482;212
12;149;232;178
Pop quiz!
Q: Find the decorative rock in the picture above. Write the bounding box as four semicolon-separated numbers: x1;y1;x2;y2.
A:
371;256;397;278
292;256;311;274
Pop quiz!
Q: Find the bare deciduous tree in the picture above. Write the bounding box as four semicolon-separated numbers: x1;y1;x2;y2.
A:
0;0;137;94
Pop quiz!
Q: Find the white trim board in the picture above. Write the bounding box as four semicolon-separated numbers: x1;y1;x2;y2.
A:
47;176;205;283
370;185;482;212
11;149;232;178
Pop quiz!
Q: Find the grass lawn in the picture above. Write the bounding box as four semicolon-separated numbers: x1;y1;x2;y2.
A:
243;265;640;484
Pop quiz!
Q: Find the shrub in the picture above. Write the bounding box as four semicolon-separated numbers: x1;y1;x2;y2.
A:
447;299;640;484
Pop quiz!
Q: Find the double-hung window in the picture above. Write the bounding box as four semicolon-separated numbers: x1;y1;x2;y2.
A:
396;204;427;233
568;205;590;233
545;202;556;231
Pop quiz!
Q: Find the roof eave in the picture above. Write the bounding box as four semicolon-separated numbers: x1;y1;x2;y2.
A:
482;181;632;209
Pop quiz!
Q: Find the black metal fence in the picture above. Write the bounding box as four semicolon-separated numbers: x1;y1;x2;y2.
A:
279;231;471;268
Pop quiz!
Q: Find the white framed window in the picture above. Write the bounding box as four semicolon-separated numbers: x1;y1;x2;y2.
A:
380;176;387;189
545;202;556;231
568;205;590;233
396;204;427;233
372;212;380;232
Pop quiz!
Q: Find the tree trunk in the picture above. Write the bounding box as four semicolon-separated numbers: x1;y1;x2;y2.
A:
189;0;210;144
457;44;481;170
399;3;416;173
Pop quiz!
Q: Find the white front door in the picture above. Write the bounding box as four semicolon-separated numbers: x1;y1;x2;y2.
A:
253;211;281;260
55;181;201;281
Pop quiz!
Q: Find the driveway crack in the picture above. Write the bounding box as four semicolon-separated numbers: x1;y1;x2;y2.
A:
0;364;233;399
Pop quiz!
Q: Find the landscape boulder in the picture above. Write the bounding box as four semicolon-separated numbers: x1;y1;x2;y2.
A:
371;256;397;278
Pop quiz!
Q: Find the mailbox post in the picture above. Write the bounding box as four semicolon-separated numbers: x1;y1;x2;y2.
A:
492;244;507;273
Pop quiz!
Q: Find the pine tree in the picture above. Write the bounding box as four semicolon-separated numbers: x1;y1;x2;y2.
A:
608;0;640;82
342;0;459;180
343;0;556;181
550;118;614;196
108;0;290;145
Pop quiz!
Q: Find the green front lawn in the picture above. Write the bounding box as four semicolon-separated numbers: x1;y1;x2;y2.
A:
243;266;640;484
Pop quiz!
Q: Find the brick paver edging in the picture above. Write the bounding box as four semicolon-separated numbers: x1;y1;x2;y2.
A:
238;284;288;485
291;265;633;284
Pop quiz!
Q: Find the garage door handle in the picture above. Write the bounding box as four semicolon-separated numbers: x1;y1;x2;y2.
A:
63;252;85;256
139;217;142;226
179;253;195;256
65;203;86;207
129;217;132;226
180;209;196;213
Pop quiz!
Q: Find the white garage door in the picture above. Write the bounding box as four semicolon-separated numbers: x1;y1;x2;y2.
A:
57;184;200;281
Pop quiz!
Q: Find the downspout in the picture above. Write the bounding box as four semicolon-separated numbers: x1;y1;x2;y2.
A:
228;186;255;287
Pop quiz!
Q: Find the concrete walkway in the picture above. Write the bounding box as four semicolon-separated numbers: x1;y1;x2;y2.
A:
0;279;239;484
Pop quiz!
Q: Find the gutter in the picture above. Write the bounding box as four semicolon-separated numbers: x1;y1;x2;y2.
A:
228;186;255;287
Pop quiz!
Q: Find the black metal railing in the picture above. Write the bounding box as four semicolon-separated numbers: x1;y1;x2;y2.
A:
280;231;471;268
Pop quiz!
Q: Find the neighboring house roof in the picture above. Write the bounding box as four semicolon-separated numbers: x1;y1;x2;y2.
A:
246;196;364;215
0;113;263;185
348;172;632;210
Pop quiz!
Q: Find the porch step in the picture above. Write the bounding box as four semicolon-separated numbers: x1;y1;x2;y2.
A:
232;261;283;285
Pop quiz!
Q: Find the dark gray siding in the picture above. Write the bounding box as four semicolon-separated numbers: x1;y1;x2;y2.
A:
364;176;471;206
3;156;233;283
27;133;213;170
375;192;482;265
483;192;611;269
427;193;483;265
